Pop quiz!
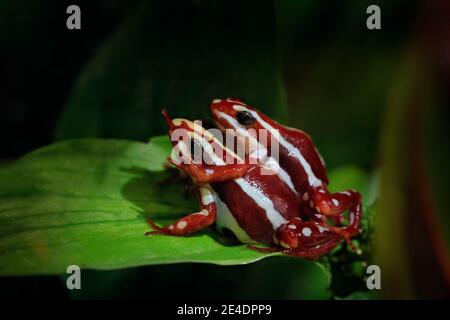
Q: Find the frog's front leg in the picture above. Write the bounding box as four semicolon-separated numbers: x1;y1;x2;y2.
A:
146;186;216;236
302;187;362;237
168;157;256;184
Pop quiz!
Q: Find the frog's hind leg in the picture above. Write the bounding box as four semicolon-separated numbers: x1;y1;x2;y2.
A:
274;219;342;260
283;236;341;260
305;187;362;238
146;186;217;236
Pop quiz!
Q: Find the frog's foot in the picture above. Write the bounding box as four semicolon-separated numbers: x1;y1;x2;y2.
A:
282;236;341;260
146;190;217;236
146;209;215;236
273;218;343;259
305;188;362;237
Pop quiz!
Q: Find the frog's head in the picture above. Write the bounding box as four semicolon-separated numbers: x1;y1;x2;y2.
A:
210;98;265;132
210;98;285;160
162;110;243;166
210;98;287;134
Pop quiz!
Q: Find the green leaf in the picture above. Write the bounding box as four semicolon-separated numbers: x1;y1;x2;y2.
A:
0;137;275;276
55;1;287;141
0;137;374;283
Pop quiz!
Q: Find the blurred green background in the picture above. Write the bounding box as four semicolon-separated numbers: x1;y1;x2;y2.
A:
0;0;448;299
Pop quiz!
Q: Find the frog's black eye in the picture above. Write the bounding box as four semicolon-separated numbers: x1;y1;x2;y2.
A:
236;111;256;126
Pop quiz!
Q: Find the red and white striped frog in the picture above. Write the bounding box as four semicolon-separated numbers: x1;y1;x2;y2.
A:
145;109;360;259
210;98;362;240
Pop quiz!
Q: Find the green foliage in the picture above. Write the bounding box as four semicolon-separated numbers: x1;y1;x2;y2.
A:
328;203;376;298
0;136;375;288
0;138;276;276
320;166;377;297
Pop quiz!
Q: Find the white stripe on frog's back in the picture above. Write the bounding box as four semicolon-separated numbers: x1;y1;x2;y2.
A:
214;190;255;244
235;178;287;230
173;118;244;163
195;123;288;230
214;111;297;194
262;156;296;194
232;105;322;187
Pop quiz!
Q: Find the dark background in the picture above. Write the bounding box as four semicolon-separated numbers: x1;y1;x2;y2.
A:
1;1;140;159
0;0;416;163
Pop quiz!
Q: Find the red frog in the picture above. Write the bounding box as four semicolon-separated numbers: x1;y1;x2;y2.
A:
146;111;357;259
210;98;362;239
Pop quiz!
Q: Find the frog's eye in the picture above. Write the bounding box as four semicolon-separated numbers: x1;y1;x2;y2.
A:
236;111;256;126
